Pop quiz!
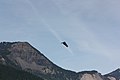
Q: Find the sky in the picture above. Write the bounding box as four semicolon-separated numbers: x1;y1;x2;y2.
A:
0;0;120;74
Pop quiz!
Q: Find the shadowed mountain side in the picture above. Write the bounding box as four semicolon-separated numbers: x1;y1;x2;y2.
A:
0;64;44;80
104;68;120;80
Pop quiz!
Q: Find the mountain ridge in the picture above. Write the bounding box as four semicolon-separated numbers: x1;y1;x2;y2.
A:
0;41;119;80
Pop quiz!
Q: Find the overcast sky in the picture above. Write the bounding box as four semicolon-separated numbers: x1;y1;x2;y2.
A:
0;0;120;74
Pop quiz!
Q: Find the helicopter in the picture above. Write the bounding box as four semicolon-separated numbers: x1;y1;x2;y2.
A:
61;41;68;47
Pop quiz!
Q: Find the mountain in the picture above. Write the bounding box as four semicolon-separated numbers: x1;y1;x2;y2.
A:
0;42;119;80
104;68;120;80
0;42;78;80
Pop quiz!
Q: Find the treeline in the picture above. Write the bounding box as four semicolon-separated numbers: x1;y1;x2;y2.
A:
0;64;44;80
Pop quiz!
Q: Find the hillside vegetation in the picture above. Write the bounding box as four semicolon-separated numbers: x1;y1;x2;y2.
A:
0;64;44;80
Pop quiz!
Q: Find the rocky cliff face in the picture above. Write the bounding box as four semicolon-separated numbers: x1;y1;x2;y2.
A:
0;42;119;80
77;71;108;80
7;42;53;74
80;73;102;80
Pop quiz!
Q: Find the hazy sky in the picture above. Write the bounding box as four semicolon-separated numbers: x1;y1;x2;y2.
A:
0;0;120;74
